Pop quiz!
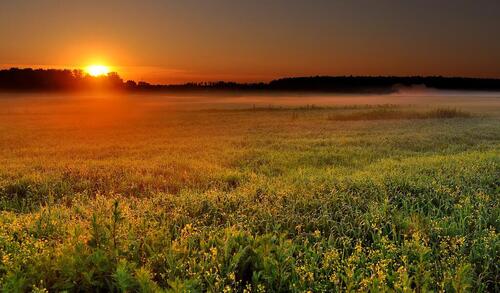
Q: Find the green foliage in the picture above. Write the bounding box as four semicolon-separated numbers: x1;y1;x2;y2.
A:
0;98;498;291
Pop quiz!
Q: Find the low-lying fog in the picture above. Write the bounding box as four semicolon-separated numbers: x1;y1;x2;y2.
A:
1;90;499;111
1;90;499;133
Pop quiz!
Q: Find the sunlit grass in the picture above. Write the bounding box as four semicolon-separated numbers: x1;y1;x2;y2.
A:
0;96;498;291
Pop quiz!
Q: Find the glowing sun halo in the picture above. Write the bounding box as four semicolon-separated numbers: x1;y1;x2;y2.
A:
85;65;110;77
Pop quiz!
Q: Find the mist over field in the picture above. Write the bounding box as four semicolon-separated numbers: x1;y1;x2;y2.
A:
2;89;499;110
1;91;499;133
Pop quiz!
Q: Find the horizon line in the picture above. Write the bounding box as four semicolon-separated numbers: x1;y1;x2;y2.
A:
2;67;500;86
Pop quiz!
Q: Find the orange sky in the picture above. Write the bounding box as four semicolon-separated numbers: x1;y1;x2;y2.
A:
1;1;500;84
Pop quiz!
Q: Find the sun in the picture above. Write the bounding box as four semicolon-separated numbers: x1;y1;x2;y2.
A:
85;65;110;77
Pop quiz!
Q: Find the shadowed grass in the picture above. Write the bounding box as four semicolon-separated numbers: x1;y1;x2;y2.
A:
328;107;472;121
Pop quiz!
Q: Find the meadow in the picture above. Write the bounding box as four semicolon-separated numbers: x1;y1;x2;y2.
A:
0;93;498;292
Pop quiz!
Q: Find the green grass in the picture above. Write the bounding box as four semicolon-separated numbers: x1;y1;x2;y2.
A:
0;95;498;292
328;107;472;121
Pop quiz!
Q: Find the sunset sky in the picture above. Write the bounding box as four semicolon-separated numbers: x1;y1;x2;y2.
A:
1;0;500;84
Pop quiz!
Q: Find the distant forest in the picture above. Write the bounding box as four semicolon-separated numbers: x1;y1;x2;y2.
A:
2;68;500;93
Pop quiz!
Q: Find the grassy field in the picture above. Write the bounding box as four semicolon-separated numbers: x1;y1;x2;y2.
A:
0;93;498;292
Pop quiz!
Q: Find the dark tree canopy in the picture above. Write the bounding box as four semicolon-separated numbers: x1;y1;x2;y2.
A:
1;68;500;93
0;68;123;92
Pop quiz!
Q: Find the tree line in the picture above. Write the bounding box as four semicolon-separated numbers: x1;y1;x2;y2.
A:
2;68;500;93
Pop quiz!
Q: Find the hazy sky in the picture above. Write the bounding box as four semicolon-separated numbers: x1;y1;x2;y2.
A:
1;0;500;83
